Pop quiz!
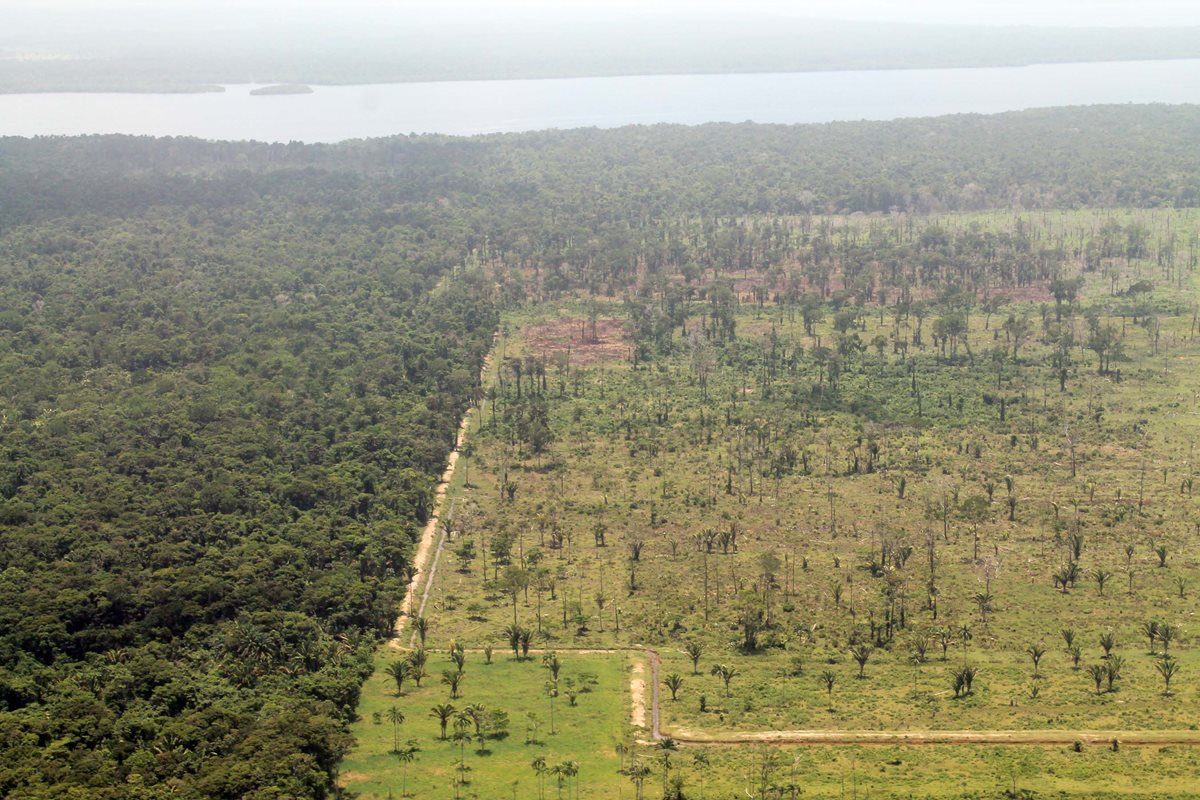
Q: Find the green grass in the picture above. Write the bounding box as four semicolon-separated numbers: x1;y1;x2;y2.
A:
342;649;634;800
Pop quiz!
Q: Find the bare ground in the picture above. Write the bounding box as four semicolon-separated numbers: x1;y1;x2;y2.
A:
630;661;646;728
522;317;629;366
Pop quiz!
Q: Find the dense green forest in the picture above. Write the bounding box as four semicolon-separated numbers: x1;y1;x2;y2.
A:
1;104;1199;798
0;180;496;798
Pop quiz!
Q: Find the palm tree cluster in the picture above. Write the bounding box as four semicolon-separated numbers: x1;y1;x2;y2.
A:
386;648;429;695
951;664;978;698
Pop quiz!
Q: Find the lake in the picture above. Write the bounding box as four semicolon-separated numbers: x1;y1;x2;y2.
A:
2;59;1200;142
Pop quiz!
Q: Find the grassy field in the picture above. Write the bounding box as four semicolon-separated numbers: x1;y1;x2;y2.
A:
342;649;635;799
347;209;1200;798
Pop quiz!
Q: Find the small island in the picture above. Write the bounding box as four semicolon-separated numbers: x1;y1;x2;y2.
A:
249;84;313;96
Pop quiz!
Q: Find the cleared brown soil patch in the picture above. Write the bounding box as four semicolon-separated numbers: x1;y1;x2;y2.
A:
523;317;629;366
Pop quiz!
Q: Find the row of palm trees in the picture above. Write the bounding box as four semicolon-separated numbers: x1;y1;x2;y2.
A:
671;617;1185;710
530;756;581;800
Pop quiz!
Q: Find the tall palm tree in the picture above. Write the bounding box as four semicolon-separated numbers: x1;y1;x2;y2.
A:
625;758;651;800
934;628;954;661
542;651;562;682
958;624;973;660
395;740;419;797
549;763;566;800
692;751;710;800
385;706;405;753
684;642;703;674
657;749;673;798
452;710;473;773
531;756;548;800
546;681;559;734
561;760;580;800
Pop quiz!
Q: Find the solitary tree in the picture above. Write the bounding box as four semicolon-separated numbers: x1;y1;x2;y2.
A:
387;659;412;695
394;740;420;797
820;670;836;704
1027;644;1047;678
935;628;954;661
431;703;456;740
1099;632;1116;659
664;673;684;701
684;642;703;674
710;663;738;696
974;592;994;623
442;669;465;699
850;644;871;679
1157;656;1180;696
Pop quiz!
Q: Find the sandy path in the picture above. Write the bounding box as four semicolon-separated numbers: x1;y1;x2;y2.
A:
663;727;1200;746
630;661;646;728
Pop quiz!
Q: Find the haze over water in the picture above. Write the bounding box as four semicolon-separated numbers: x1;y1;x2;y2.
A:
3;58;1199;142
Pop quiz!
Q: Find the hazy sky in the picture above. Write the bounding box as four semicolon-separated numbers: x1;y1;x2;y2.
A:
8;0;1200;28
433;0;1200;27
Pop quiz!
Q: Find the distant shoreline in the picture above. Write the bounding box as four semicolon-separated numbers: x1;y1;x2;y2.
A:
249;84;314;96
4;54;1200;96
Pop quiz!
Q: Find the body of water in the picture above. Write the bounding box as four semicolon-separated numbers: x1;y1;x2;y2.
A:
2;59;1199;142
